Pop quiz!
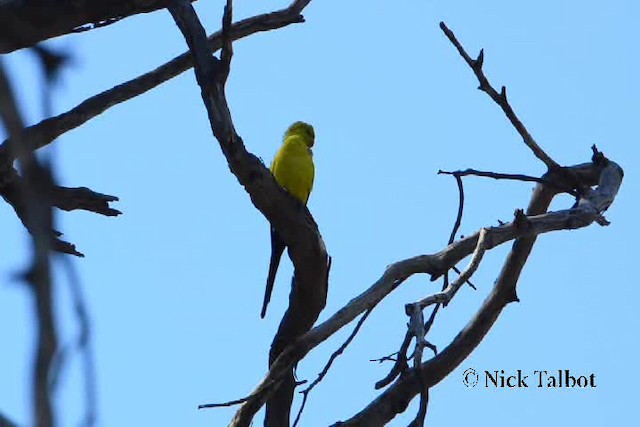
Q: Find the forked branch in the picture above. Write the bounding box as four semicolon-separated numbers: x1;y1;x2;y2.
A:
0;0;312;160
165;1;328;426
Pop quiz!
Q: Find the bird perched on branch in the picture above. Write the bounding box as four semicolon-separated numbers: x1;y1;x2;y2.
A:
261;121;315;318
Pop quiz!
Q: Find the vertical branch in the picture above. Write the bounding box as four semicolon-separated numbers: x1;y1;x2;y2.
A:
61;257;97;426
167;1;329;425
0;60;57;427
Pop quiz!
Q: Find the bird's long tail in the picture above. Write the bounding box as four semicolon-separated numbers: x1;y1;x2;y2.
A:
262;227;286;318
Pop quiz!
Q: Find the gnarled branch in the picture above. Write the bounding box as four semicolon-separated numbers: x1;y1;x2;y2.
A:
165;1;327;426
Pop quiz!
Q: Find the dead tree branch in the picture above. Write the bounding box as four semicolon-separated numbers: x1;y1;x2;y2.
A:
405;304;428;426
0;60;57;427
0;168;83;256
0;0;308;256
0;0;310;160
334;155;622;425
60;258;97;426
224;19;622;417
227;154;621;426
292;308;374;427
165;1;327;426
415;227;488;308
0;411;18;427
438;168;577;196
439;22;560;171
0;0;195;53
327;23;624;425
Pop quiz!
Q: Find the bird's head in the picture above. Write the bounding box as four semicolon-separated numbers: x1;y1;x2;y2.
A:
285;121;315;147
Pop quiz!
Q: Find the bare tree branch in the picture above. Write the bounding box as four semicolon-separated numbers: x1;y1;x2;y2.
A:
1;167;121;256
292;307;374;427
373;331;411;390
438;168;577;195
0;0;195;53
0;59;58;427
333;156;622;425
164;1;327;426
0;0;310;160
439;22;560;171
60;257;97;426
405;304;428;427
0;411;19;427
0;0;307;256
415;227;489;308
231;156;621;424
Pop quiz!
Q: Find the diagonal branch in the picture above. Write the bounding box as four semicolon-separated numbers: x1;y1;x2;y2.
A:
415;227;489;308
292;307;374;427
231;158;621;424
1;166;120;256
333;157;622;425
0;0;310;161
439;22;560;171
0;411;19;427
0;0;196;53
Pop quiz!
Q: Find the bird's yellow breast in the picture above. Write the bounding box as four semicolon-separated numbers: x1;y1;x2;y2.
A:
270;135;315;204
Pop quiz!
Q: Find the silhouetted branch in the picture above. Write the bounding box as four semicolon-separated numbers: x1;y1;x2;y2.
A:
50;185;121;216
292;308;374;427
448;174;465;244
374;330;412;389
439;22;560;171
0;411;18;427
0;0;310;160
60;257;97;426
0;59;57;427
415;227;488;309
233;155;621;425
71;17;124;34
334;154;622;425
165;1;327;426
439;168;577;196
0;0;194;53
1;166;120;256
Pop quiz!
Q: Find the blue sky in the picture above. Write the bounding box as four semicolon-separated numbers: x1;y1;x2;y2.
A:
1;0;638;425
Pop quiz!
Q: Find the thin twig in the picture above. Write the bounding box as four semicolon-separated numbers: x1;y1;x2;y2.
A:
292;308;374;427
199;370;287;409
448;174;465;245
62;257;97;426
370;353;398;363
439;22;560;171
374;330;412;389
439;169;576;196
199;396;253;409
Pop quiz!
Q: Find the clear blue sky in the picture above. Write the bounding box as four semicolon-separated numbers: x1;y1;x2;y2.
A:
1;1;638;425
